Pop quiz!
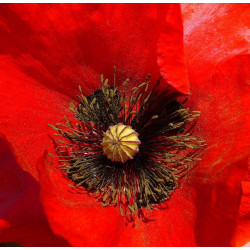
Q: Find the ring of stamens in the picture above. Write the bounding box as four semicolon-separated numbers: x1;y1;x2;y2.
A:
49;68;205;218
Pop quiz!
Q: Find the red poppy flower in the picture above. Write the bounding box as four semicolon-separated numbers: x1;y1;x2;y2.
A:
0;3;249;247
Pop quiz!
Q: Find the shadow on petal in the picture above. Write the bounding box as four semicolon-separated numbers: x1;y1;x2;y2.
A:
0;138;70;247
194;157;248;246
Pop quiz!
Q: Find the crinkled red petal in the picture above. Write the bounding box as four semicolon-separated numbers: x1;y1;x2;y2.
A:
182;3;250;86
189;54;250;246
232;162;250;247
0;56;73;179
0;3;187;98
0;139;70;246
158;4;190;94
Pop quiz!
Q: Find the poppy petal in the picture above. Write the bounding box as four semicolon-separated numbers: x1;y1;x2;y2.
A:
116;184;197;246
0;138;70;246
232;168;250;247
157;4;190;94
181;3;250;86
0;3;187;98
190;54;249;176
0;56;73;178
194;157;249;246
189;54;250;246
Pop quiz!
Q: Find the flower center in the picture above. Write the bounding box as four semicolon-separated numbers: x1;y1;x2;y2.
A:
102;123;141;163
49;68;205;218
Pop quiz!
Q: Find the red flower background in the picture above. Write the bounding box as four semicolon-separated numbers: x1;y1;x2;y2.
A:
0;3;249;247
